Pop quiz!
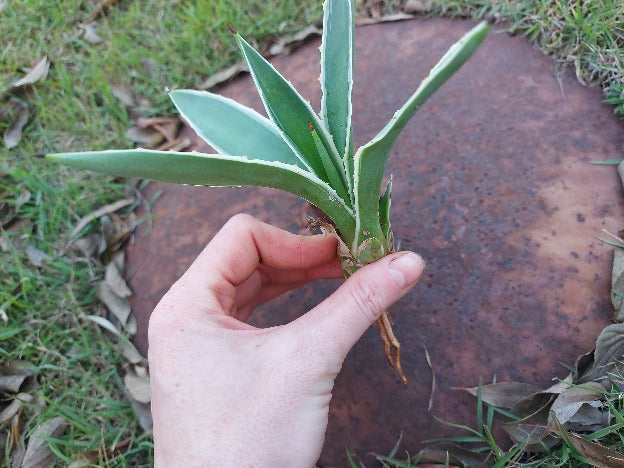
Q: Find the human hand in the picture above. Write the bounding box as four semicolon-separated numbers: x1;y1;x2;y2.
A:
149;214;425;467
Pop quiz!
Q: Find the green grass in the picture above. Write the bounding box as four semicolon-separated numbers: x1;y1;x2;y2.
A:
1;0;623;465
1;1;323;465
433;0;624;117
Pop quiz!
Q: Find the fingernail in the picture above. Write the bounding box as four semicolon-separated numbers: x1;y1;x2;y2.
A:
388;253;424;288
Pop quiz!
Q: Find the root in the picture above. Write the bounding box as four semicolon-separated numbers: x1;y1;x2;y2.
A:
377;311;406;384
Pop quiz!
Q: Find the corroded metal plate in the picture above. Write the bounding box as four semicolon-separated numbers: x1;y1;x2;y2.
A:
125;17;624;464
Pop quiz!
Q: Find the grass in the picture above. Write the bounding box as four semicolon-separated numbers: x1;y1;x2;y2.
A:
1;0;623;466
1;1;323;465
433;0;624;117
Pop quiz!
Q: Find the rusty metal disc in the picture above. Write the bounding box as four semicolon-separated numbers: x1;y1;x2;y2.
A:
125;17;624;464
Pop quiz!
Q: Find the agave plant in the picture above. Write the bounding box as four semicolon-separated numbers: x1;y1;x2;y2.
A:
44;2;490;383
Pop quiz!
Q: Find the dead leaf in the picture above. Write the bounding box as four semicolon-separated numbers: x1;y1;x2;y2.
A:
4;105;30;149
404;0;434;14
12;57;50;89
199;62;248;90
135;116;177;128
111;84;134;107
0;393;34;426
0;361;37;393
97;282;132;330
141;58;157;78
85;315;144;363
423;345;436;411
69;198;133;239
612;249;624;320
548;382;608;432
129;398;153;431
156;137;190;152
112;250;125;270
503;399;559;451
152;121;178;143
269;25;322;56
457;382;542;409
88;0;120;22
577;323;624;386
417;442;488;466
86;314;121;336
71;232;105;258
104;261;131;298
356;13;414;25
21;417;66;468
10;438;26;468
552;429;624;468
81;22;102;44
124;366;150;403
15;190;31;212
25;245;50;267
0;308;8;324
126;126;164;147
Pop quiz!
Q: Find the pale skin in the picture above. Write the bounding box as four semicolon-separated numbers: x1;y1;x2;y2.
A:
149;214;425;467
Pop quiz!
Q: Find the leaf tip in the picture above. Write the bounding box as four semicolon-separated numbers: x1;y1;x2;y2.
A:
227;23;237;35
33;152;46;159
486;16;496;25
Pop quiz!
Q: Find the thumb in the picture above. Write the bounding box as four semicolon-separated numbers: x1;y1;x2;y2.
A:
293;251;425;359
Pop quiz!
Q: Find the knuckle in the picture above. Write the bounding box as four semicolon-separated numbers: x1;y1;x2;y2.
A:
347;276;384;323
226;213;255;230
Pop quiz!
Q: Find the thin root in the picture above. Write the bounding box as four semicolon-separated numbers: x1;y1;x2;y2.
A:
377;311;406;384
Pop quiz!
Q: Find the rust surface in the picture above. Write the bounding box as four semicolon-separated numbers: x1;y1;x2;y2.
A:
125;18;624;464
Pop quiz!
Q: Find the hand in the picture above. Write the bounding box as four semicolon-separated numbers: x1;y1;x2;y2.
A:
149;214;425;467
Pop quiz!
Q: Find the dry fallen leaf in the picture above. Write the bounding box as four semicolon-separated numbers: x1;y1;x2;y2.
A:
21;417;66;468
69;198;133;239
25;245;50;267
124;366;150;404
458;382;542;410
356;12;414;25
577;323;624;386
130;398;153;431
141;58;157;78
126;126;164;148
4;105;30;150
104;261;132;298
269;25;322;56
552;429;624;468
12;57;50;89
200;62;248;90
403;0;434;14
548;382;607;432
85;315;144;364
111;84;134;107
81;22;102;44
612;249;624;320
503;399;559;451
15;190;32;212
0;361;37;394
417;442;486;467
97;282;132;330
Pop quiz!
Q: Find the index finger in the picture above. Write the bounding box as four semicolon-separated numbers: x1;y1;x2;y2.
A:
183;213;339;288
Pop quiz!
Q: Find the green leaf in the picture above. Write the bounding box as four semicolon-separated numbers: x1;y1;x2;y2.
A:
353;21;490;247
591;158;623;165
320;0;355;189
169;90;307;169
235;33;348;192
309;122;350;203
379;178;392;244
45;149;356;245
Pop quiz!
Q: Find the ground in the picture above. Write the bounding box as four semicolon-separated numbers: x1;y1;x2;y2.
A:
1;0;623;465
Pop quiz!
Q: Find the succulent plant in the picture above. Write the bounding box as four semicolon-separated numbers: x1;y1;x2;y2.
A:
44;1;490;383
